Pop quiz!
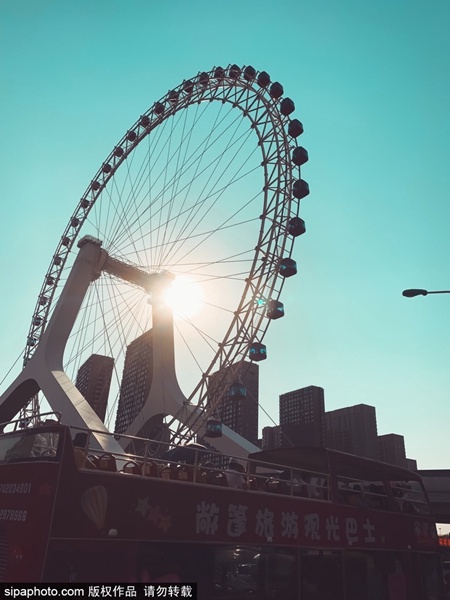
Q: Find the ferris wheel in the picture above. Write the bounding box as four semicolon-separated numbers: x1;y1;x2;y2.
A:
19;64;309;447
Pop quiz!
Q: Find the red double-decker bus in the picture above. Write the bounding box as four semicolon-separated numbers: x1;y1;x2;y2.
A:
0;418;443;599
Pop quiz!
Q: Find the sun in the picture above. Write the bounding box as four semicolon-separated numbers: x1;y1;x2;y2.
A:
163;276;204;319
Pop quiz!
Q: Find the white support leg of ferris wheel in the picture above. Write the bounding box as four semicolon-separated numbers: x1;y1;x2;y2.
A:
0;237;122;453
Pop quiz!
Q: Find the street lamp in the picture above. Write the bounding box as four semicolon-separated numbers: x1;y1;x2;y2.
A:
402;288;450;298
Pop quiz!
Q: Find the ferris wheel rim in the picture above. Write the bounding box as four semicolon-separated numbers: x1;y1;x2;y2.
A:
24;64;308;430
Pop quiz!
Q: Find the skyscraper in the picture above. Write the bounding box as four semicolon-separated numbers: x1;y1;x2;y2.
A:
325;404;378;460
262;425;282;451
406;458;418;471
114;330;153;434
208;361;259;445
279;385;325;448
75;354;114;423
378;433;407;468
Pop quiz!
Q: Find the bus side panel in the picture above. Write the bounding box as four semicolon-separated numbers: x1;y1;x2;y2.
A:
0;463;59;581
43;540;139;582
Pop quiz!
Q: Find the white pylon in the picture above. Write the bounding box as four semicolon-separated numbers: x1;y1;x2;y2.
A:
0;237;121;452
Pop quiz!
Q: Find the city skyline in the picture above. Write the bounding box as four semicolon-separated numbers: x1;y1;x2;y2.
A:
72;351;416;468
1;1;450;474
263;384;414;468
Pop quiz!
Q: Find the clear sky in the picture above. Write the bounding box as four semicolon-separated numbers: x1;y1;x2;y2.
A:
1;0;450;472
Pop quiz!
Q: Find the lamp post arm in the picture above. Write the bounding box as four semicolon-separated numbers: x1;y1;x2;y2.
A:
402;288;450;298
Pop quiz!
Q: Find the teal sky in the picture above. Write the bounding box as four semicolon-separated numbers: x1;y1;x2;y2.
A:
1;0;450;471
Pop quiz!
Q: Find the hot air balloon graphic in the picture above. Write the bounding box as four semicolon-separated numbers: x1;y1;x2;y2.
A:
81;485;107;531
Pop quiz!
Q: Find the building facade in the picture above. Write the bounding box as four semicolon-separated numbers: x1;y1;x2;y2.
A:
75;354;114;423
325;403;378;460
262;425;283;451
279;385;325;448
406;458;418;471
114;330;153;434
378;433;407;468
208;361;259;446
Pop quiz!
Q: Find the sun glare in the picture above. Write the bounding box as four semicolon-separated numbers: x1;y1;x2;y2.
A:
163;277;204;318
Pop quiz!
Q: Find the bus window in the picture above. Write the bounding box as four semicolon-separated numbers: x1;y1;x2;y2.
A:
364;482;388;510
344;550;408;600
390;480;431;515
259;548;296;598
213;545;259;597
337;476;388;510
0;430;60;462
213;545;297;598
294;471;329;501
419;553;443;599
322;551;344;600
300;550;343;600
134;542;212;594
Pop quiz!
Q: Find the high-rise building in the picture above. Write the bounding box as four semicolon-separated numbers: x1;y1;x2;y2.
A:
325;404;378;460
262;425;282;451
75;354;114;423
114;330;153;434
378;433;407;468
406;458;418;471
208;361;259;445
279;385;325;448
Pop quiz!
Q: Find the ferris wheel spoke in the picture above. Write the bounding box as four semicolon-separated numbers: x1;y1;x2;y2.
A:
173;253;254;270
144;109;244;244
154;109;247;267
112;111;250;262
112;157;156;262
165;167;260;270
99;115;177;256
64;285;135;372
158;106;194;268
109;101;236;260
138;220;258;263
162;154;258;267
